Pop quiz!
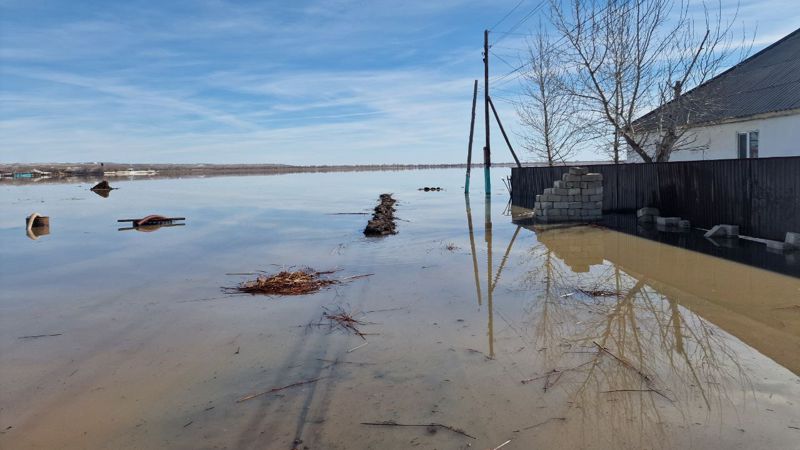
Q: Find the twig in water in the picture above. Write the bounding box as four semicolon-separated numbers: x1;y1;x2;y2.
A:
316;358;375;366
593;342;673;402
513;417;566;432
593;342;651;383
18;333;62;339
492;439;512;449
360;421;476;439
237;377;324;403
602;389;661;394
347;342;368;353
183;420;193;428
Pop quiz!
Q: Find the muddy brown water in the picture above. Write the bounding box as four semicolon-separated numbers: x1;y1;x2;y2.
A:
1;169;798;449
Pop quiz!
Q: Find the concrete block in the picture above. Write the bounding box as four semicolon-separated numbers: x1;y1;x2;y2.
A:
567;188;581;196
704;224;739;238
568;202;583;209
582;208;602;216
554;202;569;209
553;188;570;196
656;216;680;227
568;209;578;216
582;173;602;182
589;194;603;202
563;174;582;182
766;241;788;252
581;181;602;189
566;181;581;188
569;167;589;175
637;207;660;218
583;187;602;196
543;188;554;195
539;202;553;209
535;194;542;202
553;180;566;189
785;232;800;249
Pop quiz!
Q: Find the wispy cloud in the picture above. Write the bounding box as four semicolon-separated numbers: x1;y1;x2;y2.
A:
0;0;794;164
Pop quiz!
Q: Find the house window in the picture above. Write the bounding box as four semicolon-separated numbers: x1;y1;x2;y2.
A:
737;131;759;158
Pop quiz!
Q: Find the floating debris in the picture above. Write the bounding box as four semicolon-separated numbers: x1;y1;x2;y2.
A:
360;421;475;439
117;215;186;232
418;187;443;191
364;194;397;236
227;269;371;296
90;180;114;192
314;305;369;338
25;213;50;240
237;377;325;403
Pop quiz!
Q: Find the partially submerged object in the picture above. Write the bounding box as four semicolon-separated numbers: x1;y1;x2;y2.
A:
227;268;371;296
25;213;50;240
704;224;739;239
117;215;185;232
90;180;115;197
364;194;397;236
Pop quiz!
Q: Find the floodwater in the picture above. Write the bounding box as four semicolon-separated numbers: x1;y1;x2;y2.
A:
1;169;799;450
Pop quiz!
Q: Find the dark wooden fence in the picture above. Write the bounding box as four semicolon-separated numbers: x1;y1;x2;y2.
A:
511;156;800;241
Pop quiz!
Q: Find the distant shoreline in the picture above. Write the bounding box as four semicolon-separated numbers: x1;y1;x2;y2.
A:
0;161;609;185
0;162;508;185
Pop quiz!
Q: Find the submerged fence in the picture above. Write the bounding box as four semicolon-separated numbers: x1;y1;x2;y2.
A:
510;156;800;241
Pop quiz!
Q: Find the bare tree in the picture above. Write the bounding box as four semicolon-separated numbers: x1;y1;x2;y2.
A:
517;28;587;165
549;0;744;162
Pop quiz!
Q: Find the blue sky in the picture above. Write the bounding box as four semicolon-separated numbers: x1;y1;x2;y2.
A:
0;0;796;165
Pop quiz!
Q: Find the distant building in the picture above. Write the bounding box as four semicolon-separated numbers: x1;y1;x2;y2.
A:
629;28;800;162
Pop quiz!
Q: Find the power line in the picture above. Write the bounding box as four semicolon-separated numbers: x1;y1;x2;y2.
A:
488;0;528;31
487;0;636;90
490;0;547;46
490;50;518;70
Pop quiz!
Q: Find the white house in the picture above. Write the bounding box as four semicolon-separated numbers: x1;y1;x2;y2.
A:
628;28;800;162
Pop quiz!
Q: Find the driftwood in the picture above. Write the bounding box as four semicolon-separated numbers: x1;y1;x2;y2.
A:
360;421;476;439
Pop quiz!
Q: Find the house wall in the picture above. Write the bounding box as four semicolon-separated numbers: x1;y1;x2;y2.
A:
627;111;800;161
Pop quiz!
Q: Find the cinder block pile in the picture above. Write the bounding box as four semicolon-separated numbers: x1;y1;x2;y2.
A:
533;167;603;222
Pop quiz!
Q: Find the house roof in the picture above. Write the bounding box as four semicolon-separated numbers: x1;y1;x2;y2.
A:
634;27;800;129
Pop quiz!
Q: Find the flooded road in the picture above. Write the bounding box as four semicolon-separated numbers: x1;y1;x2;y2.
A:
1;169;799;449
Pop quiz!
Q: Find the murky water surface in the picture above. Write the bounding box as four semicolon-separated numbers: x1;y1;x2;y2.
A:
1;169;799;449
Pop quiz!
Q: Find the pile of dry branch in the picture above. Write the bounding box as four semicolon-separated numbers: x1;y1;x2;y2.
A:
364;193;397;236
231;269;339;295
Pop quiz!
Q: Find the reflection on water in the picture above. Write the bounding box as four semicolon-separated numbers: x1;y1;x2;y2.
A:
1;170;798;450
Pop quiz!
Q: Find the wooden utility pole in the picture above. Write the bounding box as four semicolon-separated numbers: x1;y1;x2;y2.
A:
465;80;479;194
488;96;521;168
483;29;491;195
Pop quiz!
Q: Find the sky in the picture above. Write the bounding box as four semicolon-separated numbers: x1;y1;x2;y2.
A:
0;0;797;165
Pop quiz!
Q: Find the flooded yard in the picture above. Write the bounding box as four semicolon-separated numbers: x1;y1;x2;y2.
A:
1;169;799;449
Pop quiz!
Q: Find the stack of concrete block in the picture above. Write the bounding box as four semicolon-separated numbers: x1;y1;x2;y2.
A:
533;167;603;222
